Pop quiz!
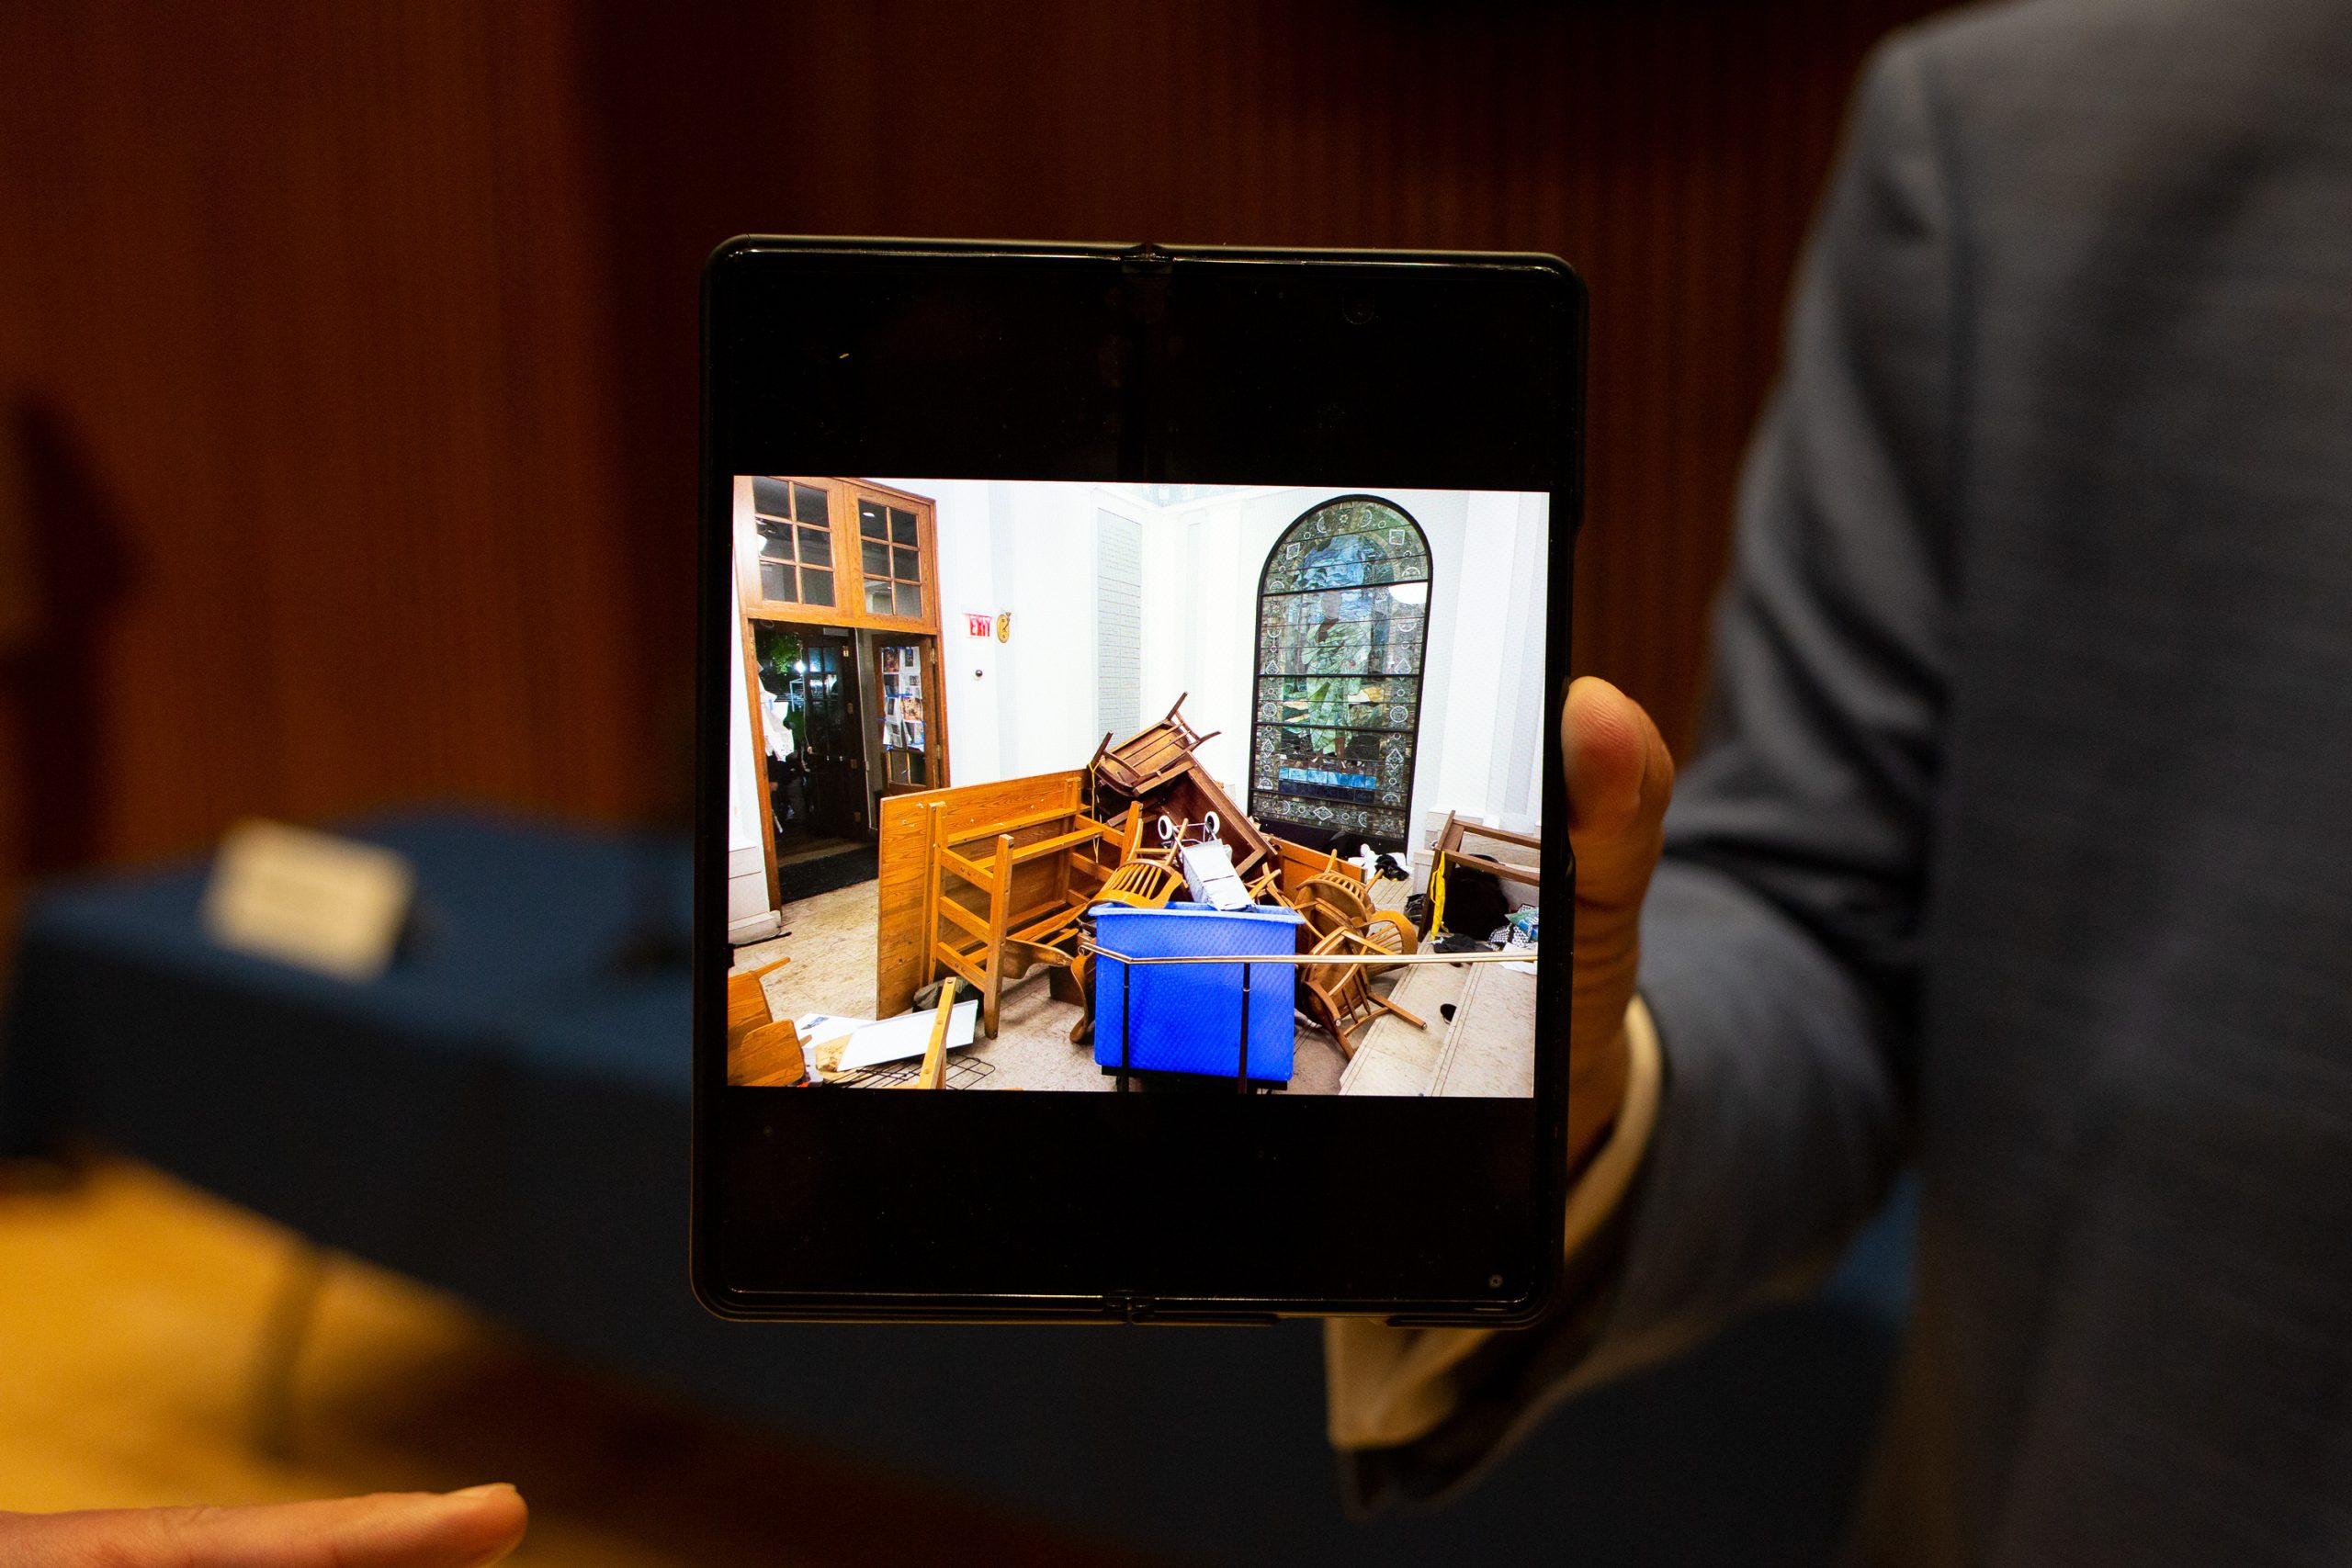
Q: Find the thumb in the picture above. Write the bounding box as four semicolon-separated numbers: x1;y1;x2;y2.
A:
1559;676;1674;1155
1561;675;1674;913
3;1485;528;1568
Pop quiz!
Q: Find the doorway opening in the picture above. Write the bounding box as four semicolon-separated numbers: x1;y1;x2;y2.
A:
747;620;954;909
751;622;867;863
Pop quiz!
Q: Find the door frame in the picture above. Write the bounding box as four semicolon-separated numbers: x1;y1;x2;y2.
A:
733;476;953;911
738;604;782;915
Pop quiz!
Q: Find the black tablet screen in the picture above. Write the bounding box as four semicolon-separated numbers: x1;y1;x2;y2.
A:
699;243;1578;1318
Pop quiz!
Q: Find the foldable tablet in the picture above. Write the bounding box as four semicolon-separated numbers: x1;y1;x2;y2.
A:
695;240;1583;1323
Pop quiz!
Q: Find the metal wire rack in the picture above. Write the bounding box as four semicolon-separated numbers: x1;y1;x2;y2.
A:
822;1054;997;1090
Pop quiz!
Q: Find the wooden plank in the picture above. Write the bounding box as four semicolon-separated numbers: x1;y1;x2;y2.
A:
942;803;1075;846
981;832;1015;1035
919;802;943;991
908;996;955;1090
937;843;993;886
1007;902;1073;939
1005;823;1103;865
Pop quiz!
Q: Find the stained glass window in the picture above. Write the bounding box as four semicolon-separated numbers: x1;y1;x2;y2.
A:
1250;497;1430;849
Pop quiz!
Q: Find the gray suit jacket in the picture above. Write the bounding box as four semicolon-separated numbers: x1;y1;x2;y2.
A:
1357;2;2352;1561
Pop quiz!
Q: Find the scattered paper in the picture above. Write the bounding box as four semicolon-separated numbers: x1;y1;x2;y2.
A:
793;1014;876;1082
793;1013;870;1047
835;1000;979;1071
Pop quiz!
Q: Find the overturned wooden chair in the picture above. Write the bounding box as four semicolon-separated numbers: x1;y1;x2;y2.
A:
725;955;806;1086
922;797;1129;1035
1296;870;1419;975
1088;693;1221;796
1299;929;1426;1059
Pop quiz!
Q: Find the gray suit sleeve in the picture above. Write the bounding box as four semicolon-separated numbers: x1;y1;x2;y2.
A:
1347;32;1958;1506
1601;23;1956;1372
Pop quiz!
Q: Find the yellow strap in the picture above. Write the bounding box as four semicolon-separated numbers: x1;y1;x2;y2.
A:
1427;850;1447;938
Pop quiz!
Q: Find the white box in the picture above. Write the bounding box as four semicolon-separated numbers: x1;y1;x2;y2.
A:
1178;840;1253;910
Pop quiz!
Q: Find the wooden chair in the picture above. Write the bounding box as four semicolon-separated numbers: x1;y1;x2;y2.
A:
726;956;806;1086
922;798;1126;1036
1097;856;1187;911
1088;693;1221;795
1296;870;1419;974
1430;813;1541;896
1007;856;1185;1044
1298;930;1426;1059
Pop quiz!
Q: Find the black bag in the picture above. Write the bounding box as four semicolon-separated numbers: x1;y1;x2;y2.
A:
1441;864;1510;941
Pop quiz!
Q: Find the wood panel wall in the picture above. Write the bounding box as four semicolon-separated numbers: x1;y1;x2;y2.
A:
582;0;1953;761
0;0;1950;942
0;1;643;898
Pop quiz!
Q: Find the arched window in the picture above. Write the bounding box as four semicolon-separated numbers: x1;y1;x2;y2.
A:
1250;496;1431;851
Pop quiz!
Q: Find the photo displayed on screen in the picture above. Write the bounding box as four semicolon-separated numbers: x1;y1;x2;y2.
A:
724;479;1546;1096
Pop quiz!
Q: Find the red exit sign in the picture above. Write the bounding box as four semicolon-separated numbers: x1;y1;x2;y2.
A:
965;613;994;637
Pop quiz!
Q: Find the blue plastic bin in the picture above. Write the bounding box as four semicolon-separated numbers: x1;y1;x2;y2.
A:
1092;901;1305;1082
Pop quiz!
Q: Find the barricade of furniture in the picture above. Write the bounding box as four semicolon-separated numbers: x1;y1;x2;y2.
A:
1088;694;1273;881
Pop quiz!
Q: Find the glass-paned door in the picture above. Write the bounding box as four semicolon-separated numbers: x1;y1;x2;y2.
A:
753;623;867;845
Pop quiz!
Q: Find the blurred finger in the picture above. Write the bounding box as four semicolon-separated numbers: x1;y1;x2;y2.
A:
7;1484;527;1568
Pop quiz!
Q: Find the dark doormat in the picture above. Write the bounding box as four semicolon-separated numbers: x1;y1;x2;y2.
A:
775;842;878;906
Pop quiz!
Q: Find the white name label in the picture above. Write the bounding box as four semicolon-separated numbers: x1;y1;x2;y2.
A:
201;819;415;982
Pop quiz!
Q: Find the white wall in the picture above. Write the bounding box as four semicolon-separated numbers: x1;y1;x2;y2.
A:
724;472;772;928
886;479;1128;784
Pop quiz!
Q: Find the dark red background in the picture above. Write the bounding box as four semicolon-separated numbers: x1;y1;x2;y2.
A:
0;0;1951;928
